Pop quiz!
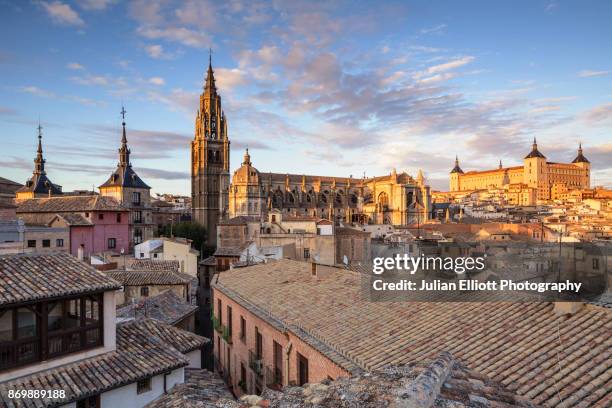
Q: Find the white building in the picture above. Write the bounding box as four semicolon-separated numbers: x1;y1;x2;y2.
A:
0;252;208;407
134;237;199;276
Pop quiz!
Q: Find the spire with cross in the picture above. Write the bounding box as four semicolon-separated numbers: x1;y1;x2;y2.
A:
119;105;130;166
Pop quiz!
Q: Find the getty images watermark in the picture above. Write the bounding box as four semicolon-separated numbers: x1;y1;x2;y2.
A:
364;243;608;303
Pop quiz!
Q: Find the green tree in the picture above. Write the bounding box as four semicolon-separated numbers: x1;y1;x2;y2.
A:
160;222;211;255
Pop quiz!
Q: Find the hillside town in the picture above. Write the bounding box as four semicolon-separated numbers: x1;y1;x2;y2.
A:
1;2;611;408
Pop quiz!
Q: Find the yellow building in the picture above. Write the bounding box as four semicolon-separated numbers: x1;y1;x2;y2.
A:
450;140;590;202
229;150;431;225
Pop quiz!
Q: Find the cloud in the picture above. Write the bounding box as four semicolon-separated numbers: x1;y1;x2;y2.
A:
582;103;612;124
420;24;447;35
145;44;166;59
20;86;55;98
529;105;561;114
0;106;18;116
424;56;475;75
66;62;85;70
215;68;248;92
40;1;85;26
149;77;165;86
577;70;609;78
77;0;116;11
137;26;210;48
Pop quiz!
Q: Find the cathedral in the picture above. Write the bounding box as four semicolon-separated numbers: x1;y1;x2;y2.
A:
228;149;431;225
191;55;230;246
191;57;432;242
450;139;590;202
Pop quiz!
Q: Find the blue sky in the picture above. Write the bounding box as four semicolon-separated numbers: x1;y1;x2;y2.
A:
1;0;611;195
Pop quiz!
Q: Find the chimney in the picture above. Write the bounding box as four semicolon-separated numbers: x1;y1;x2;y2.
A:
311;262;317;276
553;302;584;316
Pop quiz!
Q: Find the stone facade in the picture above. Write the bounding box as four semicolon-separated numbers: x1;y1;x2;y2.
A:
191;57;230;247
450;140;590;202
229;151;432;226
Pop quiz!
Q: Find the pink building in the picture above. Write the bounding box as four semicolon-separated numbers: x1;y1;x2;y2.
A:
16;195;130;258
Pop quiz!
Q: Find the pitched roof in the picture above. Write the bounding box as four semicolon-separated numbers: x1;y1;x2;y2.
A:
129;258;180;272
99;164;151;189
259;352;536;407
214;259;612;407
117;290;199;326
124;317;208;354
105;269;192;286
145;368;236;408
0;319;192;408
50;213;93;226
16;195;127;213
0;253;121;306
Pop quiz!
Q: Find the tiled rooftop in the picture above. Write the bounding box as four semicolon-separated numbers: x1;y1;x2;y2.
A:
214;259;612;407
145;368;236;408
129;258;180;272
0;253;121;306
258;352;536;407
105;269;192;286
51;213;93;226
16;195;127;213
0;319;197;408
117;290;199;326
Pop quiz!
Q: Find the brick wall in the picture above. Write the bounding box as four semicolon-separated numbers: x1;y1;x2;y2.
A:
212;288;349;396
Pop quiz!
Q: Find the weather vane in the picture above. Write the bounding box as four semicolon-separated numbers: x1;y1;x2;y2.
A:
120;106;126;121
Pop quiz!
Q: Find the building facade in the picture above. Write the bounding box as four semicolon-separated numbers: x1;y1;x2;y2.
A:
99;109;154;248
229;150;432;226
450;140;590;202
191;57;230;247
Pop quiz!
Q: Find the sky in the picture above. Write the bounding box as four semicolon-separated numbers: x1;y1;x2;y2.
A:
0;0;611;195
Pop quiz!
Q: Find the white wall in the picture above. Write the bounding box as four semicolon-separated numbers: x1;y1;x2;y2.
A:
100;367;184;407
186;350;201;368
134;239;163;259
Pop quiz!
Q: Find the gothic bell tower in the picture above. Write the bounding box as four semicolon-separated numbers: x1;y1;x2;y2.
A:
191;53;230;247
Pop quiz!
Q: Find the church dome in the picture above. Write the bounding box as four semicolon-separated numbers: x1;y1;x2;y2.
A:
232;149;260;185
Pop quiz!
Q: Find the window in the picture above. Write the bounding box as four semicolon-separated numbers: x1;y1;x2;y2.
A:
134;211;143;223
140;252;144;258
98;214;104;220
27;240;36;248
133;192;141;205
226;305;233;337
140;287;149;297
56;239;64;247
217;299;222;322
240;316;246;342
137;378;151;394
593;258;600;270
77;395;100;408
0;294;103;370
116;213;122;223
107;238;116;249
303;248;310;259
42;239;51;248
273;341;283;385
297;353;309;386
240;363;247;392
255;327;263;360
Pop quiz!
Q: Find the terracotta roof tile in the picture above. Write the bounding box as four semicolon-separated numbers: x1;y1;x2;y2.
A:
16;195;127;213
105;269;192;286
0;253;121;306
214;259;612;408
117;290;199;326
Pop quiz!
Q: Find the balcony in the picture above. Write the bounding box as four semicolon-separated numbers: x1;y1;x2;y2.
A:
248;350;263;377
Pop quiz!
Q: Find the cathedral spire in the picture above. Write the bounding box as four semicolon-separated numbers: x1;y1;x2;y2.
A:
499;160;503;169
34;122;46;175
118;106;131;166
204;48;216;95
572;141;590;163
